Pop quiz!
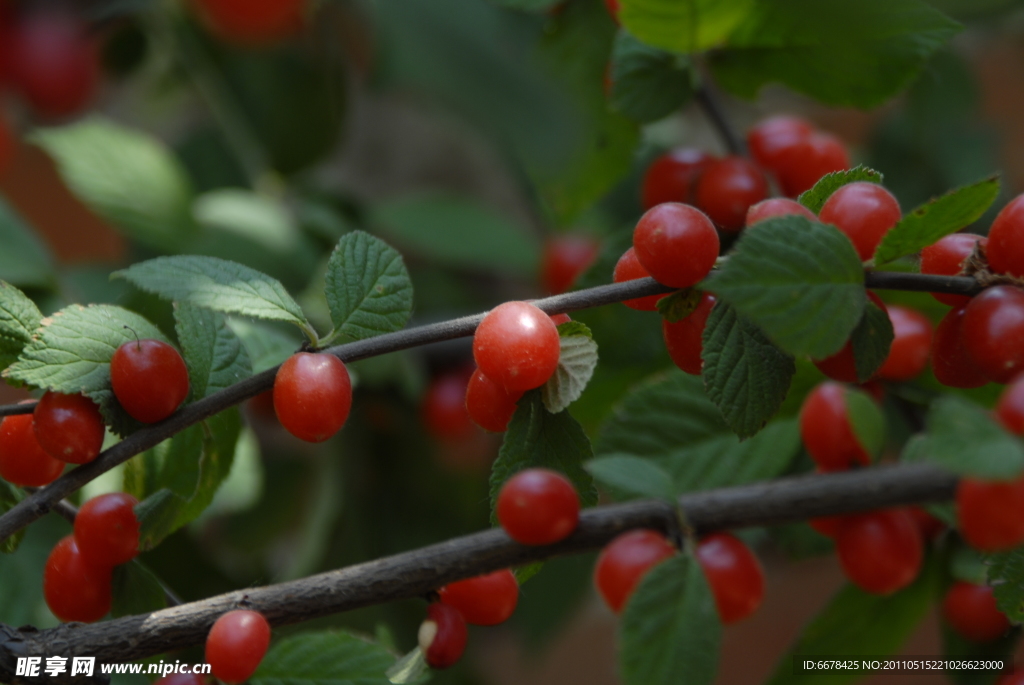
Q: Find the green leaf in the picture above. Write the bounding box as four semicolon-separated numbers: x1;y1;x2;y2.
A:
848;299;894;382
0;281;42;371
587;454;676;501
113;256;313;340
226;319;301;375
710;0;961;108
542;322;599;414
111;562;167;618
874;176;1001;264
0;198;55;289
609;32;694;124
32;117;195;251
620;551;721;685
798;166;885;215
490;391;598;523
193;189;300;254
488;0;559;10
656;289;701;323
706;216;865;359
701;302;795;438
324;231;413;341
0;481;25;554
986;547;1024;622
175;304;252;401
619;0;752;54
370;194;540;277
252;630;403;685
845;389;886;458
921;395;1024;478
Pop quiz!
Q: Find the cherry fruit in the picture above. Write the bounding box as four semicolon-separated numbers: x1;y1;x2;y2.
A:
193;0;306;44
111;339;190;424
541;235;599;295
273;352;352;442
613;248;663;311
942;581;1010;643
439;569;518;626
695;533;765;624
747;116;814;172
956;475;1024;551
0;410;65;487
473;301;560;393
496;468;579;545
593;529;676;614
662;292;716;375
932;306;989;389
920;233;986;307
962;286;1024;383
997;375;1024;435
641;148;715;209
745;198;816;227
33;391;104;464
694;156;769;232
836;509;922;595
818;182;901;260
43;535;112;623
799;382;872;472
74;492;140;568
632;203;719;288
464;369;523;432
419;602;467;669
205;610;272;684
773;132;850;198
987;194;1024;278
876;305;932;381
422;371;474;440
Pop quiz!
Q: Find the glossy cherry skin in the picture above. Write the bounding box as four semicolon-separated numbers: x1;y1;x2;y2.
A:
193;0;306;44
745;198;816;227
111;340;190;424
836;509;923;595
962;286;1024;383
205;610;272;684
593;529;677;614
473;301;561;393
662;292;716;375
799;382;871;472
747;116;814;171
876;305;932;381
422;371;474;440
694;156;769;233
957;475;1024;551
632;203;719;288
812;292;889;383
496;468;579;545
419;603;467;669
932;306;990;389
920;233;987;307
943;581;1010;643
273;352;352;442
997;375;1024;435
439;569;519;626
641;148;715;209
33;391;105;464
818;182;901;260
541;235;599;295
74;492;140;568
774;132;851;198
613;248;663;311
988;194;1024;278
695;533;765;624
0;411;65;487
464;369;523;433
43;535;112;623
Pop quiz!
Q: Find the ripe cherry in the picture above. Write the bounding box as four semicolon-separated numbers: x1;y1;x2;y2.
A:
111;339;190;424
593;529;676;614
694;156;769;232
419;602;467;669
641;148;715;209
205;610;272;684
464;368;523;433
496;468;580;545
541;235;599;295
956;475;1024;551
0;410;65;487
193;0;306;44
997;375;1024;435
836;509;922;595
473;301;561;393
987;194;1024;278
747;116;814;172
273;352;352;442
773;132;850;198
662;292;716;375
33;391;104;464
695;533;764;624
943;581;1010;643
812;292;888;383
43;535;112;623
613;248;663;311
818;182;901;260
920;233;986;307
632;203;719;288
74;492;140;568
422;371;474;440
745;198;816;227
876;305;932;381
439;569;519;626
932;306;989;389
799;383;872;472
962;286;1024;383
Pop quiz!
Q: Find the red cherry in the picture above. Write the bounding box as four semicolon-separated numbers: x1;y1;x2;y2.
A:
818;182;901;260
942;581;1010;643
613;248;663;311
541;235;599;295
473;301;561;393
273;352;352;442
836;509;922;595
464;368;523;433
962;286;1024;383
662;292;716;375
74;492;140;568
205;610;271;684
957;475;1024;551
496;468;580;545
0;410;65;487
812;292;889;382
988;194;1024;278
32;391;105;464
747;116;814;171
997;375;1024;435
695;533;765;624
422;371;474;441
593;529;676;614
932;306;990;389
876;305;932;381
43;535;112;623
438;569;519;626
111;339;190;424
920;233;986;307
774;132;851;198
694;156;769;233
908;506;945;540
419;603;467;670
745;198;816;227
799;382;872;472
641;148;716;209
632;203;720;288
192;0;306;44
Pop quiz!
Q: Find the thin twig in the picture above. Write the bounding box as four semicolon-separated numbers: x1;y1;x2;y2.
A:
695;83;744;156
